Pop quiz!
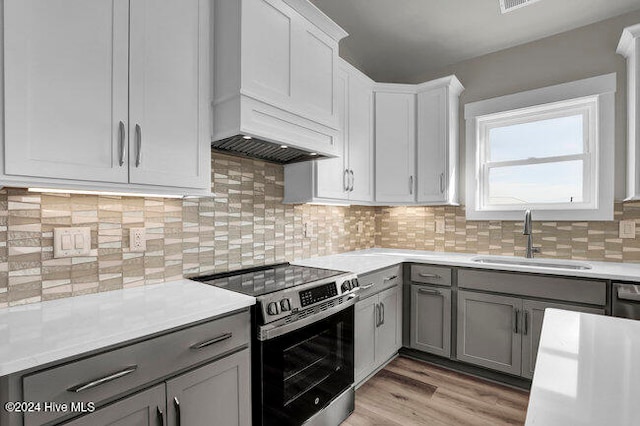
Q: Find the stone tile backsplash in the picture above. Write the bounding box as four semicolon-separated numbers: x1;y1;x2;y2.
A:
3;152;640;308
0;154;376;308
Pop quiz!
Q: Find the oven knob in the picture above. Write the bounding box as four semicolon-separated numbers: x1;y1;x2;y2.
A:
267;302;280;316
280;298;292;312
351;278;359;288
341;280;352;292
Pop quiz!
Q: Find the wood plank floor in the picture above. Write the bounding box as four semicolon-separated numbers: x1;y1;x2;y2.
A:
342;357;529;426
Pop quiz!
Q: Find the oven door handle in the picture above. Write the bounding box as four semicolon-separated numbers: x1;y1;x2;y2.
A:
258;294;359;341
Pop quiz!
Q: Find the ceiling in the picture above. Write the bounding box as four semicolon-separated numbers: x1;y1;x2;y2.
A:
310;0;640;83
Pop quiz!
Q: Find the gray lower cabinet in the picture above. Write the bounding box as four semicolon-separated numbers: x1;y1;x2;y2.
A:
457;290;604;378
410;285;451;357
63;384;166;426
354;272;402;385
521;300;603;379
166;349;251;426
456;291;522;375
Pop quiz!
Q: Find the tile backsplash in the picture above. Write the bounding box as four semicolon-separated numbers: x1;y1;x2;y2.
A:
0;153;376;308
376;204;640;262
4;152;640;308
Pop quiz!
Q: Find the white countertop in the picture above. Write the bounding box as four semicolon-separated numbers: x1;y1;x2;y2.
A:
292;248;640;282
526;309;640;426
0;279;255;376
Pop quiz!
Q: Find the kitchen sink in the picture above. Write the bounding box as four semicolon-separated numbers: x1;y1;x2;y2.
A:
471;256;593;270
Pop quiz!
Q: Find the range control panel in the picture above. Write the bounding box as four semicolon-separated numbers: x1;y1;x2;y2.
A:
258;273;359;324
300;282;338;307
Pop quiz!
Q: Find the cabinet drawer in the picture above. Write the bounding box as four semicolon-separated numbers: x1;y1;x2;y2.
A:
410;265;452;286
357;265;402;300
23;311;249;426
458;269;606;306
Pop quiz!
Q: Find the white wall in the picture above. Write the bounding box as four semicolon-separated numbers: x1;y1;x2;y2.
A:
411;9;640;203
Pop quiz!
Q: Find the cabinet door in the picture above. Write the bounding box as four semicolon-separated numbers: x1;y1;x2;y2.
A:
410;285;452;358
457;291;522;375
376;285;401;364
4;0;129;183
375;92;416;203
354;295;378;384
348;74;374;202
166;349;251;426
63;384;166;426
521;300;603;379
316;67;348;200
417;87;448;203
129;0;210;189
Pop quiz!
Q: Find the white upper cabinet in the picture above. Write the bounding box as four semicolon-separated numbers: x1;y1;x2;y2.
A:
283;59;374;204
2;0;212;195
374;87;416;203
128;0;210;189
4;0;130;184
618;23;640;201
213;0;348;156
416;76;464;205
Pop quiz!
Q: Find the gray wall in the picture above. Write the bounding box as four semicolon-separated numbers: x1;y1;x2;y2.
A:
411;10;640;203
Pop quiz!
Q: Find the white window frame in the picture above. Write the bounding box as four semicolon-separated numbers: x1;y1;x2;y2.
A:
465;73;616;221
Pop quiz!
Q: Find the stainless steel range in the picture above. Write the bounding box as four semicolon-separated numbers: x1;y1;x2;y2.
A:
194;263;360;426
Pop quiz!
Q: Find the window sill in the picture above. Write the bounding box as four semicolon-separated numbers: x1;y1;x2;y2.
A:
465;206;614;221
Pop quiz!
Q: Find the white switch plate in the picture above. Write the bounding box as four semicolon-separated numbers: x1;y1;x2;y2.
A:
619;220;636;239
53;227;91;258
130;228;147;252
303;222;314;238
356;222;364;234
435;220;445;234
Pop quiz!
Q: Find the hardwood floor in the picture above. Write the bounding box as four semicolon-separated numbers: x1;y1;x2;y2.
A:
342;357;529;426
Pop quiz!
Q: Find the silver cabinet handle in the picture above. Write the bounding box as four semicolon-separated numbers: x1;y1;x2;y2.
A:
344;169;349;192
190;332;232;350
380;302;385;326
513;309;519;334
409;175;414;195
118;121;126;167
383;275;398;282
374;303;380;327
417;288;440;296
67;366;137;393
157;407;164;426
349;169;355;192
440;172;445;194
360;283;375;290
419;273;441;279
523;311;529;335
174;397;181;426
135;124;142;167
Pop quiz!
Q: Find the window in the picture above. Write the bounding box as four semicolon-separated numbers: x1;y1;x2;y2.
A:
465;74;616;221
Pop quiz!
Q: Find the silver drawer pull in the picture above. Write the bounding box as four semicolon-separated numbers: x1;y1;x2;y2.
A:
383;275;398;282
419;273;441;279
360;283;375;290
190;332;233;350
67;366;137;393
418;288;440;296
118;121;126;167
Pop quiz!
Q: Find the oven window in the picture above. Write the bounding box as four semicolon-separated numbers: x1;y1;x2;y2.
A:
283;327;342;405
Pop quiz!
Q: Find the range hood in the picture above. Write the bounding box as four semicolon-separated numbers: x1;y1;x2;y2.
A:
212;135;330;165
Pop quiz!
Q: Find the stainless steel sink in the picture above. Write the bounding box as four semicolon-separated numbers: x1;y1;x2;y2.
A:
471;256;592;270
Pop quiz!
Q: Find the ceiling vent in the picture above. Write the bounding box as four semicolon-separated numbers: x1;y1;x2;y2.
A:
499;0;541;14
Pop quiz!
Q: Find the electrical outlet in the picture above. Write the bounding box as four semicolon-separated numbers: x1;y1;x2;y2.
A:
54;227;91;258
303;222;314;238
619;220;636;239
356;222;364;234
435;220;445;234
130;228;147;252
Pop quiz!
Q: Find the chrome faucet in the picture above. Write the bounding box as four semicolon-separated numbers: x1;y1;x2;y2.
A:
523;210;540;259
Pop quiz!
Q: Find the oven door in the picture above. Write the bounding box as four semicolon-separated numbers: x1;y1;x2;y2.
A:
260;306;354;426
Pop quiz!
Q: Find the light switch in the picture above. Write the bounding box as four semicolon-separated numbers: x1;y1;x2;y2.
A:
61;235;73;250
619;220;636;239
74;234;84;249
54;227;91;258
